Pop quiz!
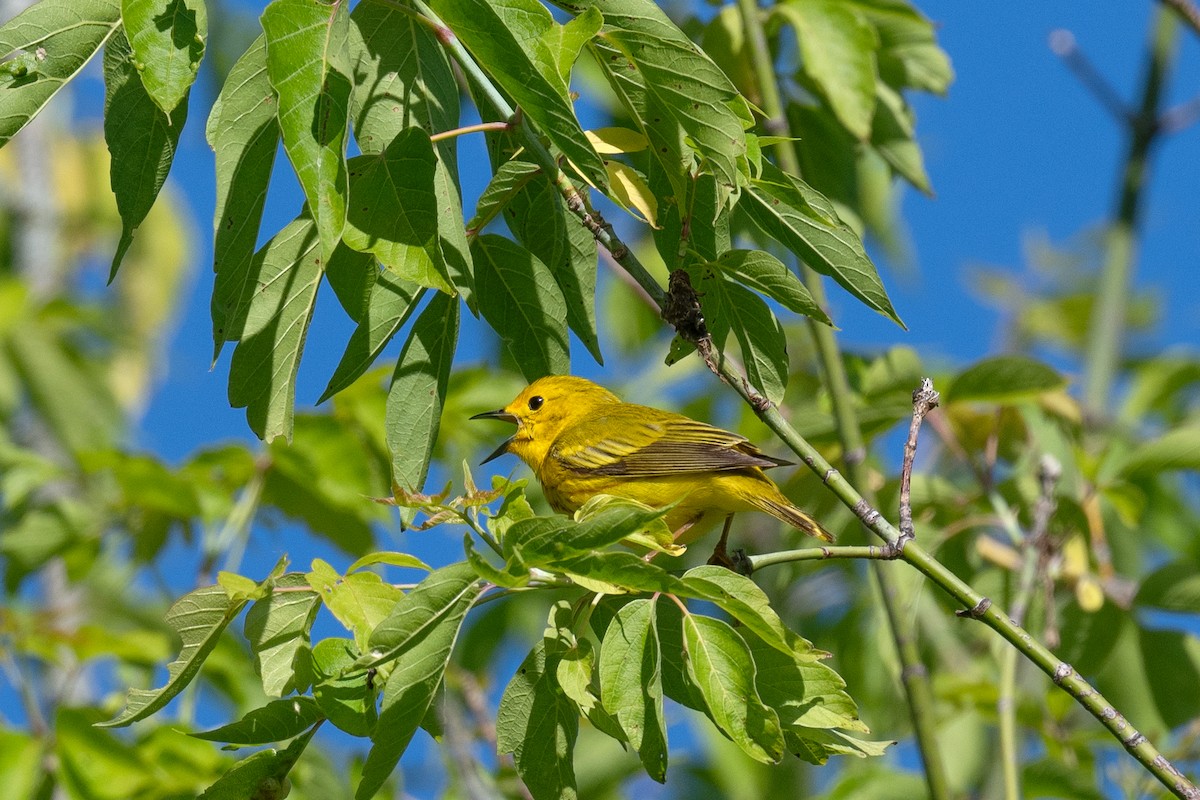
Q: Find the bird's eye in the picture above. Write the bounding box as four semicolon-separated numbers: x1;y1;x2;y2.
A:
528;395;544;411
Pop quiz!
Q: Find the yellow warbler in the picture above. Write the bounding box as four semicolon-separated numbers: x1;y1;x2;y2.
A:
471;375;832;563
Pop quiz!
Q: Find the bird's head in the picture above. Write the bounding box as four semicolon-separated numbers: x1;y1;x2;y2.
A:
471;375;621;469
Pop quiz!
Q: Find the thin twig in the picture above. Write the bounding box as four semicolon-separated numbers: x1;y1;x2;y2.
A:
897;378;940;554
429;121;510;142
998;454;1062;800
1049;29;1133;123
742;544;903;572
1159;0;1200;37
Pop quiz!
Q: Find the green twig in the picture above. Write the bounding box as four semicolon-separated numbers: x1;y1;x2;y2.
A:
1081;9;1177;418
744;544;901;571
998;456;1062;800
423;5;1199;795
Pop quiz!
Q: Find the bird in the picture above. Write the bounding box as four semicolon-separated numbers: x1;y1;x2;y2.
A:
470;375;832;566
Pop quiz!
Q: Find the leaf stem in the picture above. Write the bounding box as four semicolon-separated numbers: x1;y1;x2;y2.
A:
429;121;511;143
425;5;1199;794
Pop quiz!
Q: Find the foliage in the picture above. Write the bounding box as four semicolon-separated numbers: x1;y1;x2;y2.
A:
0;1;1198;799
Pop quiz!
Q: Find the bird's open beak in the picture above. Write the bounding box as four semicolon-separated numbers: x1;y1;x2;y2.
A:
471;408;519;464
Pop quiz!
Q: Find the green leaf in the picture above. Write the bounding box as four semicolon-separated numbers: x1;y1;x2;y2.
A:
472;234;570;381
198;723;316;800
244;573;320;697
946;354;1067;404
713;249;830;325
6;325;122;455
496;640;579;800
319;276;422;404
323;240;377;322
307;558;403;650
311;637;378;736
849;0;952;94
1121;426;1200;476
788;727;892;764
349;0;457;155
343;128;451;293
717;280;790;405
559;550;687;595
467;161;541;235
1140;628;1200;730
99;585;246;727
207;35;279;359
542;5;602;83
356;570;477;799
680;566;811;658
542;602;623;741
872;82;930;193
103;27;187;280
580;0;746;192
56;707;151;798
261;0;351;261
427;0;607;192
598;599;668;782
363;562;483;670
121;0;206;114
504;502;669;565
347;551;432;574
217;571;261;603
0;728;41;799
1136;562;1200;614
192;696;323;745
433;155;475;307
772;0;877;139
741;628;866;732
591;35;691;209
740;161;902;326
386;291;459;493
227;217;324;442
507;171;604;364
682;614;784;763
349;2;474;304
263;415;384;555
0;0;122;147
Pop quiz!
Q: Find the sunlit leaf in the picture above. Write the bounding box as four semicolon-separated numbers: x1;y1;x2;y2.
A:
497;640;579;800
356;570;477;799
261;0;351;260
192;697;322;745
0;0;122;147
121;0;206;114
427;0;607;191
208;35;279;358
598;598;668;782
100;586;246;727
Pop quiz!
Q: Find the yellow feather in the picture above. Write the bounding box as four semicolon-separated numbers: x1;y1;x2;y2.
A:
472;376;833;559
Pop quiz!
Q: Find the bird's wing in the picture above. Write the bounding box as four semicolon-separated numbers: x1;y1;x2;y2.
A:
550;408;791;476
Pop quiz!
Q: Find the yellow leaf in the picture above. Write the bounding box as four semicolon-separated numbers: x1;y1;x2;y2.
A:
1074;575;1105;612
585;127;648;154
1061;535;1089;580
604;160;659;228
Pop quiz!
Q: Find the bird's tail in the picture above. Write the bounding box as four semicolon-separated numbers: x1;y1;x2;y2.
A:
755;496;835;542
